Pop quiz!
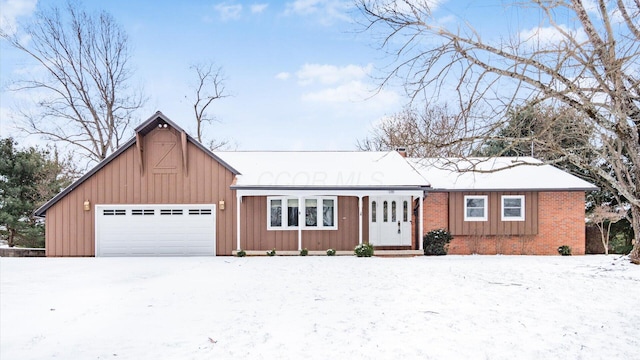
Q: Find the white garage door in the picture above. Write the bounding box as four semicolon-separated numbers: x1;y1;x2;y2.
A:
96;204;216;256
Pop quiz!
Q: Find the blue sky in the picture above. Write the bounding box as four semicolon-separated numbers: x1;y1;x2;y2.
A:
0;0;551;152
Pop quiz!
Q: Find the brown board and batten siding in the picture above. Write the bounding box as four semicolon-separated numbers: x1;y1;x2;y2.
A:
44;126;237;256
448;192;538;236
240;196;364;251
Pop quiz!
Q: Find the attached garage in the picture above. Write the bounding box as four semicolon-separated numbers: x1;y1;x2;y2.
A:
96;204;216;256
35;112;240;257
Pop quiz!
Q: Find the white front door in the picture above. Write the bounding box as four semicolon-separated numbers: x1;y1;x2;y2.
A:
369;196;412;246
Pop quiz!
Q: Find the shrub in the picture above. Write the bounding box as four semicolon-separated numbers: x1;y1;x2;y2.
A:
326;248;336;256
236;249;246;257
354;243;374;257
423;229;453;256
558;245;572;256
300;248;308;256
266;248;276;256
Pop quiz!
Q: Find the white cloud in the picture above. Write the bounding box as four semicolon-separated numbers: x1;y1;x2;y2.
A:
291;63;399;108
0;0;37;35
275;72;291;80
296;63;373;86
284;0;351;25
214;2;243;21
250;3;268;14
301;80;399;106
519;25;587;47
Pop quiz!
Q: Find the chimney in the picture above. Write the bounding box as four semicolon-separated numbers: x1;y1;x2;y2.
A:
395;147;407;158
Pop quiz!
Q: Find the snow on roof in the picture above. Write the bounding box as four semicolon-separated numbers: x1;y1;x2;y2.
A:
408;157;598;191
214;151;429;189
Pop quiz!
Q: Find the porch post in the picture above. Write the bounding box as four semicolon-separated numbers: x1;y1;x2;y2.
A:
298;196;303;251
358;196;363;245
236;194;242;251
419;193;424;251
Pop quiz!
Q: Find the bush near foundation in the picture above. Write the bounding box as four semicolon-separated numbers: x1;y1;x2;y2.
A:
354;243;374;257
558;245;572;256
423;229;453;255
300;248;308;256
236;249;246;257
326;248;336;256
267;249;276;256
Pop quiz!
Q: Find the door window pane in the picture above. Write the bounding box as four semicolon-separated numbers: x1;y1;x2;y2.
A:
383;201;388;222
371;201;377;222
391;201;397;222
403;201;408;222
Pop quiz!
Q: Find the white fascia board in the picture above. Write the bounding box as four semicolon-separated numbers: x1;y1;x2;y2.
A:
236;189;423;198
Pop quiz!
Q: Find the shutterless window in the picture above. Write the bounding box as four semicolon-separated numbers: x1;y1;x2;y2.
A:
306;198;318;227
464;195;488;221
270;199;282;227
322;199;335;227
287;199;299;227
267;196;337;230
502;195;525;221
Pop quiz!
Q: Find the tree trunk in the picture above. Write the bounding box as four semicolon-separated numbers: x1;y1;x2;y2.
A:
630;205;640;264
7;228;16;248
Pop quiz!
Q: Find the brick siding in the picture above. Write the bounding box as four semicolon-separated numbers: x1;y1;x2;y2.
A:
422;191;586;255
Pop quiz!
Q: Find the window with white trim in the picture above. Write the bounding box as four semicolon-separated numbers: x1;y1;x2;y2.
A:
267;196;337;230
502;195;525;221
464;195;488;221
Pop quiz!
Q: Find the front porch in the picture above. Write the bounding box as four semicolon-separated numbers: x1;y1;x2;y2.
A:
232;249;424;257
234;189;426;253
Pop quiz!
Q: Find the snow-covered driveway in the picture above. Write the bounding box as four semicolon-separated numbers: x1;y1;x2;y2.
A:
1;255;638;359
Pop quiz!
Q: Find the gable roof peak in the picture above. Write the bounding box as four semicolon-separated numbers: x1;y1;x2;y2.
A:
134;111;187;136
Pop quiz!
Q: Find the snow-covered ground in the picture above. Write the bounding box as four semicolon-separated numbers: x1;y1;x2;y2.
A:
1;255;638;360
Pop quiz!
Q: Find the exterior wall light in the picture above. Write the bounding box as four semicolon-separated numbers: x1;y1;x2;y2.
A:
83;200;91;211
219;200;225;211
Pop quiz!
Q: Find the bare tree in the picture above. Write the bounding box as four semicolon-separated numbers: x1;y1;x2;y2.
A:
0;1;145;163
190;62;229;148
356;0;640;263
588;204;627;255
357;103;469;157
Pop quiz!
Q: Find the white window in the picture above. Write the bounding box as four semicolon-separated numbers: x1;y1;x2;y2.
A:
502;195;525;221
267;196;337;230
464;195;488;221
269;199;282;227
322;199;336;227
305;198;318;227
287;199;299;227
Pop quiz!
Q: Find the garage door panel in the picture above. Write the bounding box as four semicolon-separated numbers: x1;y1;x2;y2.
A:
96;204;216;257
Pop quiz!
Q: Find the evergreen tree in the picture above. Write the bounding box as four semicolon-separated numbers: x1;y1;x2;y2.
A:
0;139;71;247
